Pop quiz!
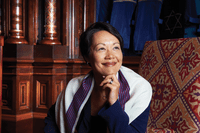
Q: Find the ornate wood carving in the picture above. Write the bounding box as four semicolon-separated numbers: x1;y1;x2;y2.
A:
5;0;28;44
0;36;3;131
39;0;61;45
2;84;8;106
19;81;30;110
2;79;13;114
55;80;64;99
36;80;48;109
64;0;96;59
0;0;2;35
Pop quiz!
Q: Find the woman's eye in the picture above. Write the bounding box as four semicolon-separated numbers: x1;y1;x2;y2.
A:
97;47;105;51
113;46;120;50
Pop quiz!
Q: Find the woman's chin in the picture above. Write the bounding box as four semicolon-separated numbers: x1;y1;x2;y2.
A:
100;70;119;76
92;65;121;76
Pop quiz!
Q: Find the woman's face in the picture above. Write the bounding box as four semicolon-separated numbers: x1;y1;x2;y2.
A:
86;30;123;76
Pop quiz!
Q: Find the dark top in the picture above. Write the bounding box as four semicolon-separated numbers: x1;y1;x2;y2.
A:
44;97;150;133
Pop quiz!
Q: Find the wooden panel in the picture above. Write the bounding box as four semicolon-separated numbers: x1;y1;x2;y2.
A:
2;84;9;106
63;0;95;59
36;80;48;110
2;82;12;111
55;80;64;99
123;56;141;73
0;36;4;132
19;81;30;110
2;117;33;133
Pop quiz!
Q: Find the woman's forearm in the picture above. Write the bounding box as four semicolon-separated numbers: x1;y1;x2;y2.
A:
99;100;150;133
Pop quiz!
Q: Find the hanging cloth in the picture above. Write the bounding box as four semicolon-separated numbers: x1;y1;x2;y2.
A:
159;0;185;39
96;0;113;22
184;0;200;38
133;0;163;51
196;0;200;33
110;0;137;49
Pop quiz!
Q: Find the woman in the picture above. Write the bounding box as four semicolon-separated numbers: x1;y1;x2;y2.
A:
44;22;152;133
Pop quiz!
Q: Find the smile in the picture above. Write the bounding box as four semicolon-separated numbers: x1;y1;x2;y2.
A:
102;62;116;67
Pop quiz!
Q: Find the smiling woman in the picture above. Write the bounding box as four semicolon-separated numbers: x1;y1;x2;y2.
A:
87;30;123;77
44;22;152;133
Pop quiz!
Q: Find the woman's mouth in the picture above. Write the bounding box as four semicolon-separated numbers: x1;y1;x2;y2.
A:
102;62;116;67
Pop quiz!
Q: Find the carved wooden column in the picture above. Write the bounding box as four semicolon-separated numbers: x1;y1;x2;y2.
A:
0;0;2;36
5;0;28;44
0;36;4;133
2;44;34;133
39;0;61;45
63;0;96;59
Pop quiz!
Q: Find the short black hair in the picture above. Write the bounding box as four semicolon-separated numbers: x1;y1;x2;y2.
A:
79;22;124;59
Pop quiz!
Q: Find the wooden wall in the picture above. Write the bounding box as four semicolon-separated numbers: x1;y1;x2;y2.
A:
0;0;141;132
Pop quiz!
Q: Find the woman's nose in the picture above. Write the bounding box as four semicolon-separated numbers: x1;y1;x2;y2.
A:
105;50;114;59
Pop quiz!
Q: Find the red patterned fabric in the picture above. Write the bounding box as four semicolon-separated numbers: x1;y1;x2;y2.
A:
139;37;200;133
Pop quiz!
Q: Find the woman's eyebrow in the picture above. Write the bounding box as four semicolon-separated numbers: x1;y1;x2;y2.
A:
96;43;106;46
94;42;120;48
113;42;120;45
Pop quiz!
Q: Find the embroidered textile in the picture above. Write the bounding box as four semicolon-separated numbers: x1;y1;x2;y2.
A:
139;37;200;132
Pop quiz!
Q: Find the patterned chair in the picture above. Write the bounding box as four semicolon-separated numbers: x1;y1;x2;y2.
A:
138;37;200;133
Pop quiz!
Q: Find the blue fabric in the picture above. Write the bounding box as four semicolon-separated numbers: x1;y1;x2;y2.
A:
184;0;200;37
77;99;150;133
96;0;200;53
133;0;162;51
159;0;185;39
96;0;163;52
44;104;60;133
195;0;200;33
185;0;198;20
44;100;150;133
96;0;113;22
110;1;136;49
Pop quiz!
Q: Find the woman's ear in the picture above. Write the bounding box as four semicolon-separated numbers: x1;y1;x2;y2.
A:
84;56;91;66
84;56;90;64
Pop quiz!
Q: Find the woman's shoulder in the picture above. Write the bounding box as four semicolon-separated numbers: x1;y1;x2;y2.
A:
67;73;90;88
120;66;146;81
120;66;152;90
57;73;91;101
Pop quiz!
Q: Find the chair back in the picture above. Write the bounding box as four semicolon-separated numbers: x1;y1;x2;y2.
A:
138;37;200;132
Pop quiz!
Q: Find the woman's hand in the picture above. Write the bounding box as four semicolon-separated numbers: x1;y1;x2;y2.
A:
100;74;120;105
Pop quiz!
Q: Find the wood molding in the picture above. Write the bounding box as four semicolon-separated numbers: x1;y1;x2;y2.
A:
2;112;47;122
33;112;47;119
0;37;3;130
2;113;33;122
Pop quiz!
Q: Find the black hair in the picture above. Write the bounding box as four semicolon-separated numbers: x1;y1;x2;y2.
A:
79;22;124;59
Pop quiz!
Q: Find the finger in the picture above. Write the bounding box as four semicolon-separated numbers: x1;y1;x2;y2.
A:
100;74;117;86
102;81;120;90
103;83;120;105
